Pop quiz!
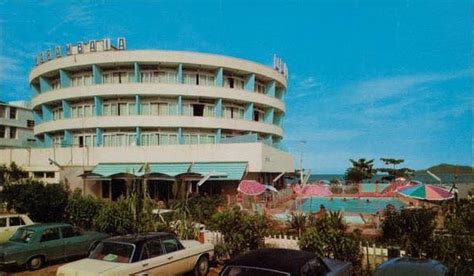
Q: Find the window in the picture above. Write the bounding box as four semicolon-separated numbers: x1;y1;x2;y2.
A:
45;172;55;178
141;103;150;115
33;172;44;178
0;106;5;118
72;73;92;87
51;80;61;90
9;107;16;119
9;216;24;226
161;237;183;253
0;218;6;227
101;181;110;198
9;127;16;139
71;104;94;118
52;136;63;147
27;120;35;128
192;104;204;117
146;240;164;258
0;126;5;138
224;77;244;90
61;226;77;238
40;228;61;242
255;82;266;94
53;108;63;120
73;134;95;147
224;106;244;120
253;110;264;122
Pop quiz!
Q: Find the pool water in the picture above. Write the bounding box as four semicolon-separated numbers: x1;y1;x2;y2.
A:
299;197;406;214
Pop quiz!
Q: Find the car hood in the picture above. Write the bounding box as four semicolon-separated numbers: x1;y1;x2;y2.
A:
57;258;126;275
0;241;25;253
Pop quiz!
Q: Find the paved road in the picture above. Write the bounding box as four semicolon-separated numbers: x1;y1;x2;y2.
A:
2;261;222;275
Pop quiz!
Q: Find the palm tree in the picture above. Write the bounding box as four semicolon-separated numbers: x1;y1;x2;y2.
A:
345;158;375;183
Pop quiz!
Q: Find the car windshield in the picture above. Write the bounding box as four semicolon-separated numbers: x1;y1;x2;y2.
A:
89;241;135;263
221;266;290;276
9;228;35;243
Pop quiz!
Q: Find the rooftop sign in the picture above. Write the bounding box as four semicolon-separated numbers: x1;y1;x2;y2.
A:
273;54;288;79
35;37;126;66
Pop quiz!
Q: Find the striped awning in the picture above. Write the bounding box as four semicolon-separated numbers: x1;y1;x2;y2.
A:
90;162;247;181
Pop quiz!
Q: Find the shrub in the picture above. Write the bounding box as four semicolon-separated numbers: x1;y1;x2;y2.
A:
66;189;104;230
299;211;362;273
94;196;135;235
212;207;270;257
329;184;343;194
1;180;69;222
344;185;359;194
380;207;436;257
428;200;474;275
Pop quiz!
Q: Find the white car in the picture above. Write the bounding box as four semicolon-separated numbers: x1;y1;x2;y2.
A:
0;214;34;243
57;232;214;276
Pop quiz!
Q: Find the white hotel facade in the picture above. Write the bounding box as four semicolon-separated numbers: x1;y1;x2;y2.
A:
0;39;294;200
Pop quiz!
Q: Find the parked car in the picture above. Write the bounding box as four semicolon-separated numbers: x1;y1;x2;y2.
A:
219;248;352;276
375;257;448;276
0;223;108;270
56;232;214;276
0;214;34;243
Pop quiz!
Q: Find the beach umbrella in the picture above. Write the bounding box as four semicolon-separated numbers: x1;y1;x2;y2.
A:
237;180;266;196
398;184;454;201
302;184;332;196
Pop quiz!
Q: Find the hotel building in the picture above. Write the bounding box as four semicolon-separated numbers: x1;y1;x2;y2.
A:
0;39;294;199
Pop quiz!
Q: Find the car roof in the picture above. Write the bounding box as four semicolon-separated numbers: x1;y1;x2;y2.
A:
20;223;71;230
0;214;27;218
225;249;318;274
103;232;176;245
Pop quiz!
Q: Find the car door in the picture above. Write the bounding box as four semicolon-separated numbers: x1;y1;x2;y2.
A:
135;239;169;276
8;216;26;238
61;226;89;257
159;236;191;275
0;217;9;242
38;227;64;260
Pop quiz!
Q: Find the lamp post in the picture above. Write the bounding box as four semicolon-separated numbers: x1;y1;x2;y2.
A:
299;140;306;185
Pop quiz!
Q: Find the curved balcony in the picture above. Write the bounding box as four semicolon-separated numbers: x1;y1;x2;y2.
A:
30;50;287;87
31;83;286;113
34;115;284;137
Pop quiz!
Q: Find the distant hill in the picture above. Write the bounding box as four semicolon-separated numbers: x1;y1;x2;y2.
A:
418;164;473;174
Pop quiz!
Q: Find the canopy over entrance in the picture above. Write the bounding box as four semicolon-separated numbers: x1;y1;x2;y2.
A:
89;162;248;181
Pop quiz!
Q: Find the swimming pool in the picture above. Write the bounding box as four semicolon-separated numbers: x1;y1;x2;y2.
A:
299;197;406;214
272;212;365;224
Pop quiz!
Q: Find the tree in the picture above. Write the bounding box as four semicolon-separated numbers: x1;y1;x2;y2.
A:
378;158;414;181
380;207;437;258
1;180;69;222
67;188;104;230
344;158;375;183
212;207;270;257
299;211;362;273
0;162;29;186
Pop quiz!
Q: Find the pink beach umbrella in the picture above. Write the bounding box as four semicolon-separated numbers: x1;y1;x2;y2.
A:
238;180;266;196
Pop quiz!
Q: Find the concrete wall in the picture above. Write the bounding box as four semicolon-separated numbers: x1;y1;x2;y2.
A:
0;143;294;174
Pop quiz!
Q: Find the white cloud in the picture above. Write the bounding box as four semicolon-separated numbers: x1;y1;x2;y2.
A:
343;69;472;104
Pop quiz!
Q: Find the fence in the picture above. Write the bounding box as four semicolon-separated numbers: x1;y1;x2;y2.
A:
203;231;299;250
203;231;406;269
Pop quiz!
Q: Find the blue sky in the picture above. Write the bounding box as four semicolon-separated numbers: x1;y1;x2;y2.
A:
0;0;471;173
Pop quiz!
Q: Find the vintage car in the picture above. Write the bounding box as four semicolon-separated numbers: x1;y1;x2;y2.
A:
0;223;108;270
375;257;448;276
0;214;34;243
219;248;352;276
56;232;214;276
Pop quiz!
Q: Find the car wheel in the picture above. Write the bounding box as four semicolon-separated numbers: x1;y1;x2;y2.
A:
27;256;44;271
194;255;209;276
